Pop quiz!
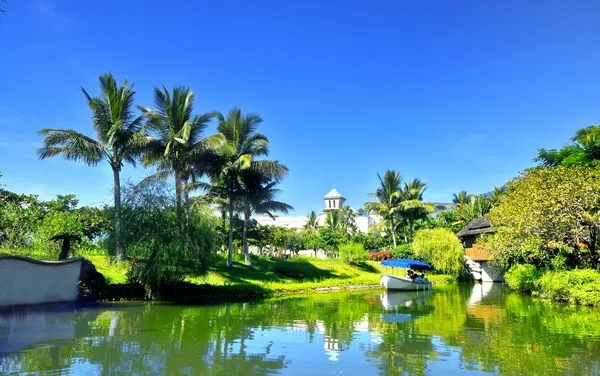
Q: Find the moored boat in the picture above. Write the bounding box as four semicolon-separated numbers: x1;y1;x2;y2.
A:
380;258;434;291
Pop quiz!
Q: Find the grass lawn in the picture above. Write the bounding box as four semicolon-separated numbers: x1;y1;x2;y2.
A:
0;249;454;296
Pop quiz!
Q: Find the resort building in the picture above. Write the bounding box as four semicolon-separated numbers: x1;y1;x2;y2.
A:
255;187;381;233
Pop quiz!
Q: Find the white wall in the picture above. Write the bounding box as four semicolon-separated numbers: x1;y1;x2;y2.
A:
0;256;82;307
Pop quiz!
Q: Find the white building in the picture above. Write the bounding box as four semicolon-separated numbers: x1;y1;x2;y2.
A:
255;187;381;233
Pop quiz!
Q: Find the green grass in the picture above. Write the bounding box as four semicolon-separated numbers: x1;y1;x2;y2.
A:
0;248;453;296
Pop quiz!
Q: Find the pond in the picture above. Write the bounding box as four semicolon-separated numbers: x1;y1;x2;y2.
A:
1;284;599;375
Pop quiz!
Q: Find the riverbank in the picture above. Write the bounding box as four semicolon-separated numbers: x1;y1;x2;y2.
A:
1;249;454;303
505;264;600;306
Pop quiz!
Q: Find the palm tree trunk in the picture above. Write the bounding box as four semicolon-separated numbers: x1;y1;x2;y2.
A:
113;167;123;259
175;171;183;229
58;238;70;261
390;218;397;248
227;185;234;268
221;209;227;252
243;207;252;267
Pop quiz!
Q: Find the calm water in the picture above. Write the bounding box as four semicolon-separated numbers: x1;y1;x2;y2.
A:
1;284;599;375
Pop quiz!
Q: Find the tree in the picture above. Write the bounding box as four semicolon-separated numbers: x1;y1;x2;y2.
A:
305;211;319;232
37;212;84;260
239;166;292;266
452;191;471;204
412;228;465;278
398;178;435;242
536;125;600;167
207;108;270;267
140;86;223;228
483;166;600;269
364;170;403;247
39;73;144;258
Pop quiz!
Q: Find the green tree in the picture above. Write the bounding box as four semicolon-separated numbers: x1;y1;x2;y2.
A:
39;73;144;258
208;108;271;267
239;166;292;266
37;212;84;260
536;125;600;167
483;166;600;269
412;228;465;278
364;170;403;247
140;86;223;228
398;178;435;242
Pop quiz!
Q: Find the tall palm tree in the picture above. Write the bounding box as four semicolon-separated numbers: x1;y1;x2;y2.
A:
208;108;270;267
398;178;435;242
39;73;144;258
140;86;223;226
364;170;403;247
239;164;292;266
338;206;357;234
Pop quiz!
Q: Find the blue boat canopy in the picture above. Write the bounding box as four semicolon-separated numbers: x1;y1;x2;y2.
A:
381;258;433;270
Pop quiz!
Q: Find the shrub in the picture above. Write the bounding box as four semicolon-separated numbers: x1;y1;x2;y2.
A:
35;211;84;260
368;250;393;261
339;242;368;264
504;264;543;292
412;228;464;278
392;244;415;259
537;269;600;306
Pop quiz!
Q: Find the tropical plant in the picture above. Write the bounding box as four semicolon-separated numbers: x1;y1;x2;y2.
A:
39;73;144;258
398;178;435;242
140;86;223;227
239;165;292;266
412;228;465;278
305;210;319;232
452;191;471;204
338;242;367;264
536;125;600;167
207;108;270;267
364;170;403;247
483;166;600;269
36;212;83;260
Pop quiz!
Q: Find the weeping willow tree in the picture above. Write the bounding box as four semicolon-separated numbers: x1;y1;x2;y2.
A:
412;228;465;278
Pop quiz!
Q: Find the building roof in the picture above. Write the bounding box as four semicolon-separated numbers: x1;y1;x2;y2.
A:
457;217;492;238
324;187;344;199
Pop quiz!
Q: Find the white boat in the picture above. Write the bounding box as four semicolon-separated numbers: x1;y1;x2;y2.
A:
380;274;432;291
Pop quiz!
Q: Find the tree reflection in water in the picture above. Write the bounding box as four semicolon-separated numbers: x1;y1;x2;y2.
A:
0;285;599;375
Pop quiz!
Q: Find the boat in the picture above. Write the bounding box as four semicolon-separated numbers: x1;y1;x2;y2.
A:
380;258;434;291
380;291;434;323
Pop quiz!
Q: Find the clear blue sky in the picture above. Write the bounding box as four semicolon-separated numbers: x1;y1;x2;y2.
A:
1;0;600;214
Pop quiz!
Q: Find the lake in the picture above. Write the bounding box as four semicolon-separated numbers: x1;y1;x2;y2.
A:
1;284;599;375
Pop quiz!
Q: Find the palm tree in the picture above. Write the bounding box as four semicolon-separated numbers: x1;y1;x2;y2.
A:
452;191;471;205
39;73;144;258
338;206;357;234
208;108;270;267
239;164;292;266
325;210;341;232
305;211;319;232
398;178;435;242
364;170;403;247
140;86;223;226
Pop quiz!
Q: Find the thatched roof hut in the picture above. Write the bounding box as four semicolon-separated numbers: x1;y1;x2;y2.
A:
457;217;492;247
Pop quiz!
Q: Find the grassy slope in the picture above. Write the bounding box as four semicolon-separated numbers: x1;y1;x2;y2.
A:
0;249;453;295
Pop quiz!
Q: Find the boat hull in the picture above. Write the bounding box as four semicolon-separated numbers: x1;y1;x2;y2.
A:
380;274;432;291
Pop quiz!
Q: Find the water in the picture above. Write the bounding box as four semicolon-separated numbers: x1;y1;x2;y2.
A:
1;284;599;375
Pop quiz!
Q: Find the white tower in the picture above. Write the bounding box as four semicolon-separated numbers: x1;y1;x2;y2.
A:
324;187;345;211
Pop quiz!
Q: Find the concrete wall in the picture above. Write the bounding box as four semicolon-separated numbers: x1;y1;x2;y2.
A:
0;256;83;307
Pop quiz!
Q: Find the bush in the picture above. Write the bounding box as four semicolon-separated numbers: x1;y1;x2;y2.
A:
412;228;465;278
504;264;543;292
537;269;600;306
392;244;415;259
339;242;368;264
368;250;392;261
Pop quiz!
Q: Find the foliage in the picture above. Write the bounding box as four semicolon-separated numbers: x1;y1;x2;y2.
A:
364;170;434;247
338;242;367;264
537;269;600;306
504;264;542;292
367;250;393;261
412;228;465;278
392;243;415;259
39;73;146;258
118;182;216;296
351;232;391;251
313;227;347;256
536;125;600;167
35;211;84;259
450;187;506;228
483;166;600;269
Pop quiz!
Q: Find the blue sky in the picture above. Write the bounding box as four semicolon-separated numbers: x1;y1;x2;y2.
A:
1;0;600;214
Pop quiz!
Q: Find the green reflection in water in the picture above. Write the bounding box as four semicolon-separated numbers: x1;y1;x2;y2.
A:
1;284;598;375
